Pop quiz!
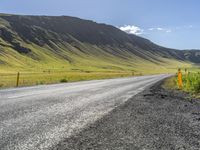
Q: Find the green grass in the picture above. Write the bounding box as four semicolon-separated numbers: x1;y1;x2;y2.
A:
0;71;138;88
182;72;200;94
0;28;194;88
0;49;193;88
164;68;200;97
0;15;199;88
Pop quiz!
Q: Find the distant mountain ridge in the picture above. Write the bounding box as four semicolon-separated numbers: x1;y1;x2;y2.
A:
0;14;199;73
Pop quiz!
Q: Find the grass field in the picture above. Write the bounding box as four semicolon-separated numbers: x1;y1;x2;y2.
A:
163;67;200;97
0;14;199;89
0;34;194;88
0;56;193;88
0;71;139;88
0;45;192;88
0;66;190;88
1;58;193;88
0;26;194;88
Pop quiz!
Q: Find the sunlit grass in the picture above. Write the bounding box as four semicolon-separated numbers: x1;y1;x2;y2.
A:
0;58;193;88
182;72;200;94
0;71;138;88
164;68;200;97
0;39;194;88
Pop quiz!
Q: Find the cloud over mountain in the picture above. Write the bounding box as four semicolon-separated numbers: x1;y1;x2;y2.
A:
119;25;143;35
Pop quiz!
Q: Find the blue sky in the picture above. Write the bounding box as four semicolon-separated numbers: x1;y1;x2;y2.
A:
0;0;199;49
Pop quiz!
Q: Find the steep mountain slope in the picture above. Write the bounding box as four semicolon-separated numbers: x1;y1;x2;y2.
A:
0;14;198;73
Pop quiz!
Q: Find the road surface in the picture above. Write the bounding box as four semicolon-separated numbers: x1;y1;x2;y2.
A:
0;74;169;150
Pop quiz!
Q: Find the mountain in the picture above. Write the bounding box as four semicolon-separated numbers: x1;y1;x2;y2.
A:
0;14;199;74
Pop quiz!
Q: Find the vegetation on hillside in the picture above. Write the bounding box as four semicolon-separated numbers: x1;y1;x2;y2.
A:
0;14;199;88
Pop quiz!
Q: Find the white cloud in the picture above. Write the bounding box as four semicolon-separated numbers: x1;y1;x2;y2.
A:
148;27;172;33
119;25;143;35
119;24;194;35
157;27;164;31
148;25;194;33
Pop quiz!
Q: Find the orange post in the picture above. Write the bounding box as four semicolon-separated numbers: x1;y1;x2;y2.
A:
178;69;183;89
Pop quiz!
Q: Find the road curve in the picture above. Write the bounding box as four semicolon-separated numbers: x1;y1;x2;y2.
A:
0;74;169;150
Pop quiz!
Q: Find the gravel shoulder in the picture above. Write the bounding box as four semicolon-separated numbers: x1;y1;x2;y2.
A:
53;80;200;150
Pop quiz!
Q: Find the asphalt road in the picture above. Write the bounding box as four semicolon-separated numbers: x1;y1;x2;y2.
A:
0;74;169;150
53;78;200;150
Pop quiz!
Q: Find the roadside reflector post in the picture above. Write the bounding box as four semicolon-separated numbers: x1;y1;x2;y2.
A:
16;72;20;87
178;68;183;89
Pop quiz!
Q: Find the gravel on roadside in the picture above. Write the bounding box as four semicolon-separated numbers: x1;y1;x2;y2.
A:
53;80;200;150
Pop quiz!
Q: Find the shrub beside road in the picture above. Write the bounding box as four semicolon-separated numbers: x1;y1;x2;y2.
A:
164;69;200;97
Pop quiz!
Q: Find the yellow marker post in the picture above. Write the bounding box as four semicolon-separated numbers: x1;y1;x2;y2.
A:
178;69;183;89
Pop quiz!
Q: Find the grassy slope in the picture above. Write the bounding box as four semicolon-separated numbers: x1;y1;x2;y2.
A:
0;15;194;87
0;39;192;88
0;37;192;74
